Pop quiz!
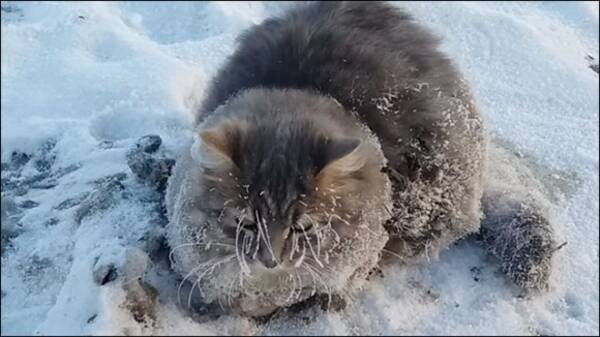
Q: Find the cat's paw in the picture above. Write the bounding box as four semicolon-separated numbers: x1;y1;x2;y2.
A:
481;198;561;291
284;292;347;316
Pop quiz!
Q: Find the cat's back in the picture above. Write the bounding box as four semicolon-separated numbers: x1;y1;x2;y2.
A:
198;1;456;120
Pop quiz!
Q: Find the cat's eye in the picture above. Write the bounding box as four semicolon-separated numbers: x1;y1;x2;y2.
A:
234;216;257;232
242;223;257;232
223;216;256;239
291;223;313;233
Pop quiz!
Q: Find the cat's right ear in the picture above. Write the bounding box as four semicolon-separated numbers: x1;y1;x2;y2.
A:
197;127;235;169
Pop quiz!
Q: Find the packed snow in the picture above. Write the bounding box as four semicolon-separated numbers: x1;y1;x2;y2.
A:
1;1;598;335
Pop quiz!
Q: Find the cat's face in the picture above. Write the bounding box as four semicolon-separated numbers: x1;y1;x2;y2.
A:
196;114;375;271
173;89;390;315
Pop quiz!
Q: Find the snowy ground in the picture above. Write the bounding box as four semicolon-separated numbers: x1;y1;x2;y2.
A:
1;1;598;335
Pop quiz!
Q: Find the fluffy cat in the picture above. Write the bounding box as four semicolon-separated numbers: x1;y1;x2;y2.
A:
166;1;555;318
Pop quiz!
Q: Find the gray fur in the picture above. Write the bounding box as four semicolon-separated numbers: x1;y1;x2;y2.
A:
481;192;556;291
198;1;487;264
166;1;556;316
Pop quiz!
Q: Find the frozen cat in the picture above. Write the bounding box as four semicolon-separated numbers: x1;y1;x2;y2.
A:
166;1;556;318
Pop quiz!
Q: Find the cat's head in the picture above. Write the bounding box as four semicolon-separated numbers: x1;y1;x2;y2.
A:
174;89;390;315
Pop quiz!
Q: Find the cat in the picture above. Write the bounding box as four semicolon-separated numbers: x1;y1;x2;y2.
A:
166;1;556;318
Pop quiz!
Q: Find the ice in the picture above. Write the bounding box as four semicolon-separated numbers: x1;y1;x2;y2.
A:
1;1;598;335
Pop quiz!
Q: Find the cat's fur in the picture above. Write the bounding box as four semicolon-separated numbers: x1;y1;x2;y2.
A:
166;1;555;318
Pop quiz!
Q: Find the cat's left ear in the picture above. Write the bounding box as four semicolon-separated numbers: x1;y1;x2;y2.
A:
321;137;365;174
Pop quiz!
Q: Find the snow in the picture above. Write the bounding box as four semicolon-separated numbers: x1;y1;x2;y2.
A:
1;1;598;335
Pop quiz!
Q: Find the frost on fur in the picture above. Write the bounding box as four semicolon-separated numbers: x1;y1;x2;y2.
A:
480;193;557;291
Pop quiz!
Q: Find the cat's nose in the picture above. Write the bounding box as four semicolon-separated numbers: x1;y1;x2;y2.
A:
253;224;289;269
256;239;279;269
261;258;278;269
256;245;279;269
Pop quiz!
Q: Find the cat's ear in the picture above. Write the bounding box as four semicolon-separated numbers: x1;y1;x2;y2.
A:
200;128;228;156
197;126;236;169
321;137;365;174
